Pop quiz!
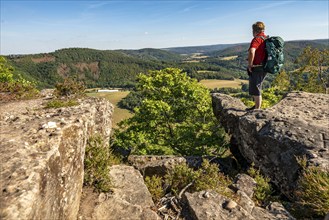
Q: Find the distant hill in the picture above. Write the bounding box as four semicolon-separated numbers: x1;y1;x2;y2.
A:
117;48;182;62
163;43;243;54
6;48;169;88
164;39;328;56
5;39;328;89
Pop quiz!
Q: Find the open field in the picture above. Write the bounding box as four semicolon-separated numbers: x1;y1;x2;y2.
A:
199;79;248;89
87;91;132;128
86;79;247;127
219;55;238;61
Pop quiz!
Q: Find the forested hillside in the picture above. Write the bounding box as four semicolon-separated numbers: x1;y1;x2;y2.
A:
5;39;328;89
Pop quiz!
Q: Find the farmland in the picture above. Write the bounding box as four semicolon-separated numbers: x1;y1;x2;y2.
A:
87;79;247;127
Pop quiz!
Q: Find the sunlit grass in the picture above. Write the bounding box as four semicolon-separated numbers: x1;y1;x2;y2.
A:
199;79;248;89
87;91;132;128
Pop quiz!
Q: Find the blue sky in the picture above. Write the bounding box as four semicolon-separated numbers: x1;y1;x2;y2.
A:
1;0;328;55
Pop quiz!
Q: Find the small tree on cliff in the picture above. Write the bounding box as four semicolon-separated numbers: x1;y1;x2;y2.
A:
294;47;329;93
112;68;227;156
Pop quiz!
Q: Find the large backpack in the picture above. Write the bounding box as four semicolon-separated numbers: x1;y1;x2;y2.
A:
259;36;284;74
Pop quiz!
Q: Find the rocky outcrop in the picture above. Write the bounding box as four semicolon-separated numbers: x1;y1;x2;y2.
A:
0;97;113;220
78;165;160;220
128;155;294;220
184;190;294;220
184;173;295;220
211;92;329;198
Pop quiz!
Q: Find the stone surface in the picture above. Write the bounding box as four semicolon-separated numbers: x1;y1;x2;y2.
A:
184;190;255;220
231;174;257;198
78;165;160;220
212;92;329;198
128;155;189;177
184;190;295;220
251;202;295;220
0;96;113;220
236;190;255;214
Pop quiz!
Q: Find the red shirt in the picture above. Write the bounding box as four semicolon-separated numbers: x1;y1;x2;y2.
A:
249;32;267;65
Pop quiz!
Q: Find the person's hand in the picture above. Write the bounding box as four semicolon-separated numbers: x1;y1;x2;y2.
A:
247;65;252;76
247;65;253;73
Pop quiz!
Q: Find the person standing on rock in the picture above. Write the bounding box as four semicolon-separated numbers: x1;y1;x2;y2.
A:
247;21;267;110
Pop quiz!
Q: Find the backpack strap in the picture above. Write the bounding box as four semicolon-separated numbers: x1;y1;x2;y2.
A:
255;36;266;41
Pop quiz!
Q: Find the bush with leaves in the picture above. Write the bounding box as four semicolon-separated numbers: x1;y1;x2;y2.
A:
144;175;165;203
0;56;39;101
112;68;228;156
164;160;232;197
54;77;85;98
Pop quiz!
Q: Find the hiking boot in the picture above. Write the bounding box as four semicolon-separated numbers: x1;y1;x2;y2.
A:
246;105;255;111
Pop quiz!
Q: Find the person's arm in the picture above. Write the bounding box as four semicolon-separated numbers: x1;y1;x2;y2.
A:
248;48;256;73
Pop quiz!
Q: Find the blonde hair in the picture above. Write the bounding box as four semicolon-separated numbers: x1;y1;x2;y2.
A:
252;22;265;33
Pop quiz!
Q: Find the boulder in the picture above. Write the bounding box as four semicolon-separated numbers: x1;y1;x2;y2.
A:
78;165;160;220
231;174;257;198
184;190;254;220
212;92;329;198
0;97;113;220
184;190;294;220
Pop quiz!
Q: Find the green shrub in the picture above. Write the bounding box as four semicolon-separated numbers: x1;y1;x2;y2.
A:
0;56;14;83
112;68;228;156
144;175;164;203
293;157;329;217
165;159;232;197
54;77;85;98
0;56;39;101
165;162;198;196
194;160;232;197
247;164;273;205
84;135;121;192
45;99;79;108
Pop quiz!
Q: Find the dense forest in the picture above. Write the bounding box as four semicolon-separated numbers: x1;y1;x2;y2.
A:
5;39;328;89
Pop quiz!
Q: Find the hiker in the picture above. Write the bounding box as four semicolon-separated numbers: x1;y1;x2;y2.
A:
247;21;267;110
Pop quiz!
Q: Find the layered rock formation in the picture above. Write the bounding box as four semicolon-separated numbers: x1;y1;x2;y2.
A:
0;97;113;220
212;92;329;198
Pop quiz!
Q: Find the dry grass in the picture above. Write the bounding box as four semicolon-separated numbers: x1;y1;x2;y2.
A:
87;91;132;128
199;79;248;89
219;55;238;61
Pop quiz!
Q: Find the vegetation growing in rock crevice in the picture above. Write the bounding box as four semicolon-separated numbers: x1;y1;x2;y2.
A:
247;164;274;206
84;135;121;192
290;157;329;218
54;77;85;98
45;77;85;108
144;159;233;204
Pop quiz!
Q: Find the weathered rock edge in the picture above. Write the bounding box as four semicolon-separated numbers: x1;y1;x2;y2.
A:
211;92;329;198
78;165;160;220
0;97;113;220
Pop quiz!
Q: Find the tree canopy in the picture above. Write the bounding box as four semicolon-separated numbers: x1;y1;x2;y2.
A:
112;68;227;156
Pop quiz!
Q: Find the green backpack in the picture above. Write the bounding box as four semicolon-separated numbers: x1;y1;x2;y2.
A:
259;36;284;74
